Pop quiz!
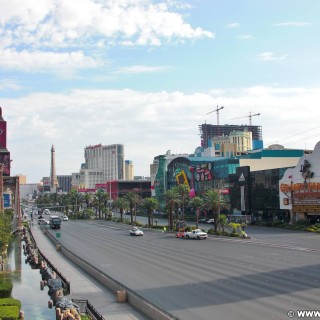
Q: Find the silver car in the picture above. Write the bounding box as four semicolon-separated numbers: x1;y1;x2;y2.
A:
129;227;144;236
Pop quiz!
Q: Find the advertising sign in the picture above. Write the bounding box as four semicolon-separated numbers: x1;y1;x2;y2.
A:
0;121;6;149
3;193;10;208
279;142;320;216
43;177;51;192
175;170;190;188
196;163;213;181
3;176;17;190
0;152;10;176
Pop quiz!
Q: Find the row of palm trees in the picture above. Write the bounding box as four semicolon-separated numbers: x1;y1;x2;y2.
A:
33;185;230;231
163;184;230;231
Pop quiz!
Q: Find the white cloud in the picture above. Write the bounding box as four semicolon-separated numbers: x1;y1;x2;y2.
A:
4;85;320;182
257;51;287;61
0;0;213;50
275;22;311;27
0;78;21;90
165;0;193;10
114;65;171;74
226;23;240;28
0;0;213;73
0;48;102;71
237;34;254;40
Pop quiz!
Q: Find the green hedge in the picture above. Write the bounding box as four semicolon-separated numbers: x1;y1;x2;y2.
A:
0;283;12;299
0;299;21;308
0;306;19;320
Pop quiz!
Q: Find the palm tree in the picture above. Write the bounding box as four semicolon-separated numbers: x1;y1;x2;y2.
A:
125;192;141;225
177;184;190;226
142;197;158;227
92;189;110;219
203;189;230;232
113;197;128;222
164;188;180;230
189;196;204;228
69;189;84;217
83;192;93;211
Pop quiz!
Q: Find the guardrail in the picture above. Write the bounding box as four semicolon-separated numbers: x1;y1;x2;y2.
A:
72;299;105;320
29;227;71;294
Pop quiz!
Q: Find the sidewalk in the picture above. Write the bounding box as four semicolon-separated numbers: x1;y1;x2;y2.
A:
30;224;149;320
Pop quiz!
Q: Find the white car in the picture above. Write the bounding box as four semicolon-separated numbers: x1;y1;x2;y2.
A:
38;218;49;226
184;229;208;240
63;215;68;221
130;227;144;236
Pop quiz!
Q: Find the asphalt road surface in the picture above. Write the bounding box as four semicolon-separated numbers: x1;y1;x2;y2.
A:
48;220;320;320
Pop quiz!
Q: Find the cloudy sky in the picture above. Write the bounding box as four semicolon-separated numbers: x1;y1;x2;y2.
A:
1;0;320;183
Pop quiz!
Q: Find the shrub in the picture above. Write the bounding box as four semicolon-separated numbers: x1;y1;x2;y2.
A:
230;233;240;237
207;228;215;234
134;221;143;227
0;299;21;308
228;222;241;233
151;225;164;230
0;305;19;320
0;282;12;298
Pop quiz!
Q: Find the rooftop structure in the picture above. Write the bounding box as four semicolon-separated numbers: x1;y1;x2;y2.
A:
199;123;262;149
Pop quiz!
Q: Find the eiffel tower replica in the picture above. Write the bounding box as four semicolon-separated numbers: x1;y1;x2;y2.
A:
50;144;59;192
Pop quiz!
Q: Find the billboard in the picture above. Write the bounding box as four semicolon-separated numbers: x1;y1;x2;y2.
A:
43;177;51;192
0;152;10;176
3;176;17;191
0;121;6;149
3;193;10;208
196;163;213;181
175;170;190;188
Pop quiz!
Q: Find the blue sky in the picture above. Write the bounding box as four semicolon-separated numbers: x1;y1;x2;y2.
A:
1;0;320;183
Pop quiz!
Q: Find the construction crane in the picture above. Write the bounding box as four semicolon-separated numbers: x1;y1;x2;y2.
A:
230;111;260;126
205;105;224;126
205;105;224;136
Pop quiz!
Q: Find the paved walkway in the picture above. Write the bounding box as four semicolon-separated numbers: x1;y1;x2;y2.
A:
30;224;149;320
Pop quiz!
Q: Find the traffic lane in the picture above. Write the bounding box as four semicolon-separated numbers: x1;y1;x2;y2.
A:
55;221;320;320
57;222;320;290
245;225;320;250
110;214;320;251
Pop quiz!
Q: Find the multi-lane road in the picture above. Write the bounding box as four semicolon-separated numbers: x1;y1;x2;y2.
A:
47;219;320;320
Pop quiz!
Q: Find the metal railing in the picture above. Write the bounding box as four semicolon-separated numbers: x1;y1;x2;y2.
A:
72;299;106;320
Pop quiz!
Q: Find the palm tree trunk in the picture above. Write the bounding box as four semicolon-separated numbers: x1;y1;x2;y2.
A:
148;212;151;227
170;206;174;230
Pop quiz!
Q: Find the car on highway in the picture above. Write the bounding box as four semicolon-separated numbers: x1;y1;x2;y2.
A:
129;227;144;236
63;215;68;221
175;232;185;238
38;218;49;226
184;229;208;240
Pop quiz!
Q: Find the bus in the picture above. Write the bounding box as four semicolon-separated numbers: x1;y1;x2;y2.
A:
49;215;61;229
